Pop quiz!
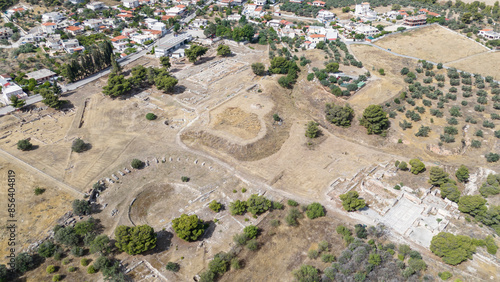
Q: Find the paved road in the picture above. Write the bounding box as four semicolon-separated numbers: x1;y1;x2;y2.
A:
0;94;42;116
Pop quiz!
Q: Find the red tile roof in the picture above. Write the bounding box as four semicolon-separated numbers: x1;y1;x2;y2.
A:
66;26;82;31
309;34;325;38
111;35;128;42
42;22;57;26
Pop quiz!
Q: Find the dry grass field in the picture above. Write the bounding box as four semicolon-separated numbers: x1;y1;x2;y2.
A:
448;51;500;80
375;25;489;63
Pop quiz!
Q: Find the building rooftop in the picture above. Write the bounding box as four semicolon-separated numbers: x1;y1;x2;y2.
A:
26;69;56;80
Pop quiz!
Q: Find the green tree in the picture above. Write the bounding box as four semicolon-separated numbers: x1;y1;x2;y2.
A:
339;191;366;212
146;113;157;120
246;194;272;215
17;139;32;151
0;264;8;282
305;121;320;138
251;62;265;76
440;183;461;202
429;167;449;186
131;159;144;169
306;203;325;219
110;57;122;75
455;165;469;183
38;241;57;258
72;138;87;153
458;195;487;217
171;214;206;241
409;159;425;174
243;225;258;239
160;57;171;69
269;56;289;74
114;225;157;254
325;103;354;127
74;219;96;236
90;235;110;254
103;74;131;97
55;226;79;246
72;199;91;216
430;232;476;265
292;265;320;282
229;200;247;215
359;105;389;135
325;62;339;73
216;44;231;56
368;253;381;266
40;88;64;109
185;44;208;63
209;200;222;212
10;95;25;108
155;76;178;93
15;253;35;274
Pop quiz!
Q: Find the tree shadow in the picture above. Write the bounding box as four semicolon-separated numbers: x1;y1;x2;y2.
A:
172;85;186;95
147;230;173;255
60;100;75;110
200;221;216;240
196;56;216;64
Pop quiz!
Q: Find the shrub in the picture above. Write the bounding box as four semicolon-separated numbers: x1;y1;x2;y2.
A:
17;139;33;151
87;265;96;274
72;138;88;153
483;120;495;129
306;203;325;219
455;165;469;183
293;265;319;282
68;266;76;272
243;225;258;239
246;239;258;251
415;126;431;137
438;271;453;280
80;258;89;266
181;176;190;182
486;153;500;163
131;159;144;169
52;274;62;282
62;258;70;265
305;121;320;138
209;200;222;212
355;224;368;238
38;241;56;258
165;262;180;272
229;200;247;215
46;265;57;274
471;140;481;148
246;194;272;215
251;63;265;76
308;249;319;259
285;208;303;226
272;201;283;210
34;187;46;195
440;133;455;143
409;159;425;174
287;199;298;206
339;191;366;211
146;113;157;120
233;233;249;246
321;253;336;263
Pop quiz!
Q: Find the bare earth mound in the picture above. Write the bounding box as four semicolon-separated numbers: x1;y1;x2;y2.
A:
212;107;261;140
375;25;488;63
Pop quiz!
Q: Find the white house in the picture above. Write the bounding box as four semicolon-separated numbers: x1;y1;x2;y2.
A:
307;33;325;44
354;2;370;16
150;22;167;35
479;29;500;40
42;12;64;23
122;0;140;8
227;14;242;21
69;0;84;4
41;22;58;34
355;24;379;36
1;78;26;105
316;9;335;23
192;18;208;28
254;0;266;5
165;5;186;16
86;2;106;10
144;18;159;28
111;35;129;50
83;19;103;30
267;19;281;28
325;29;338;41
131;33;154;44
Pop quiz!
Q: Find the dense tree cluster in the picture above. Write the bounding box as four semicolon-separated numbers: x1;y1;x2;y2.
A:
339;191;366;212
63;41;113;82
325;103;354;127
172;214;206;241
360;105;389;135
114;225;157;255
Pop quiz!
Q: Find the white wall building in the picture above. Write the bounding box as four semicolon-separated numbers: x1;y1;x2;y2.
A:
42;12;64;23
355;24;379;36
123;0;140;8
86;2;106;10
1;78;26;105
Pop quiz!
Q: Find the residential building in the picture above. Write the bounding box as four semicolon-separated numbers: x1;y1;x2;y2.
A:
307;33;325;44
65;26;83;36
254;0;265;5
316;9;335;23
42;12;64;23
46;38;62;50
165;5;186;16
6;7;25;19
325;29;338;41
26;69;57;83
69;0;84;4
267;19;281;28
355;24;379;36
117;13;134;20
0;28;13;40
354;2;370;16
84;19;103;30
122;28;137;36
479;29;500;40
218;0;233;7
289;0;302;3
142;29;162;39
192;18;208;28
131;33;154;44
144;18;159;28
111;35;129;50
149;22;167;35
138;0;155;5
227;14;242;21
232;0;245;6
41;22;58;34
311;1;325;7
404;14;427;26
62;39;85;53
419;9;440;17
123;0;140;8
86;2;106;10
155;33;192;57
1;78;26;105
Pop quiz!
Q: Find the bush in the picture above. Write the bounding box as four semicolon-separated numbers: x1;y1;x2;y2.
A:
72;138;88;153
438;271;453;280
305;121;320;138
34;187;46;195
181;176;190;182
486;153;500;163
308;249;319;259
292;265;320;282
146;113;157;120
81;258;89;266
287;199;298;206
243;225;258;239
52;274;62;282
229;200;247;215
38;241;57;258
251;63;265;76
72;199;91;216
306;203;325;219
471;140;481;148
165;262;180;272
272;201;283;210
68;266;76;272
17;139;33;151
285;208;302;226
409;159;425;174
131;159;144;169
246;194;272;215
360;105;389;135
321;253;336;263
325;103;354;127
209;200;222;212
246;239;258;251
87;265;97;274
46;265;57;274
355;224;367;238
